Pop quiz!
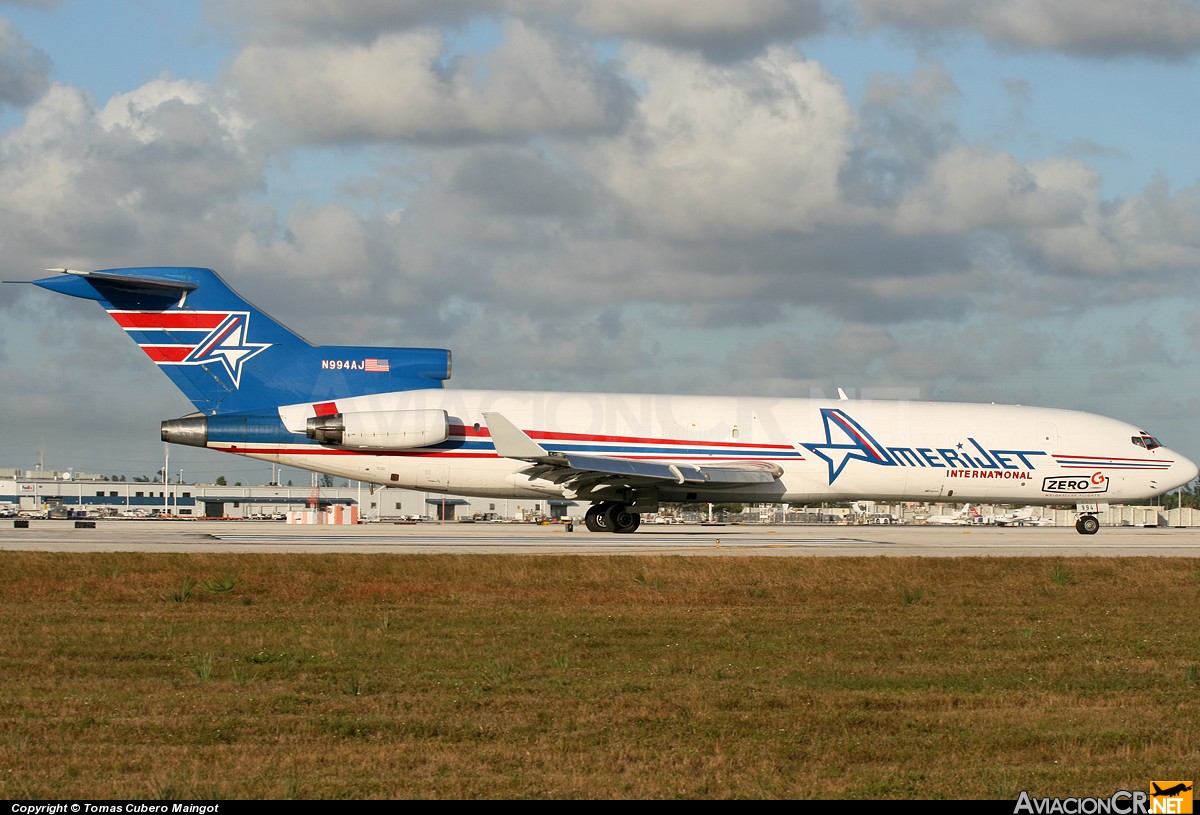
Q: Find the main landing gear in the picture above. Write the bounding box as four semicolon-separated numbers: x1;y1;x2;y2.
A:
584;502;641;534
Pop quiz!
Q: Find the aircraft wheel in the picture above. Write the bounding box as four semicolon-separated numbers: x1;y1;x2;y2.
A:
585;504;609;532
1075;515;1100;535
603;504;641;534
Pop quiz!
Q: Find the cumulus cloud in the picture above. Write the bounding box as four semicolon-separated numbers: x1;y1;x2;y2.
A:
571;0;829;60
211;0;830;59
0;17;50;107
839;60;961;209
450;148;598;220
0;77;267;268
1020;171;1200;281
226;20;633;144
858;0;1200;59
583;43;854;239
892;146;1085;234
206;0;497;42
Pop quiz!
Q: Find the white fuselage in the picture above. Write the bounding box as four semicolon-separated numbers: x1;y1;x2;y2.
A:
209;388;1197;506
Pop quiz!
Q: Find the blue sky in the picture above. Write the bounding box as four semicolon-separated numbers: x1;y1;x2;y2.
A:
4;2;221;99
1;0;1199;486
810;33;1200;200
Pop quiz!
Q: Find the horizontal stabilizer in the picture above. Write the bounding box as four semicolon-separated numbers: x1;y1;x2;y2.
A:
43;268;199;297
32;267;200;311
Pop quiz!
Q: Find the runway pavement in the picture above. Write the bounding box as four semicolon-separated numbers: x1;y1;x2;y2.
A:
3;518;1200;556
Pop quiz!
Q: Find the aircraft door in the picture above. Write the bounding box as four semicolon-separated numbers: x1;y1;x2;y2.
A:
1035;422;1059;449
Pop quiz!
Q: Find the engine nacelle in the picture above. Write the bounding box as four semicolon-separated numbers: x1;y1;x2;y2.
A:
307;409;449;449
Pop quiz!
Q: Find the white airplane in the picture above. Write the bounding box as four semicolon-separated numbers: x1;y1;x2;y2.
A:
921;504;979;525
993;506;1055;527
26;267;1200;535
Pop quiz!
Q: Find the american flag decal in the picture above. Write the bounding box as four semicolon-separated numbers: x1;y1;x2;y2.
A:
364;358;390;372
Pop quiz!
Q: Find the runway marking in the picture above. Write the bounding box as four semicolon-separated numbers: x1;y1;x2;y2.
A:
7;523;1200;557
208;534;873;545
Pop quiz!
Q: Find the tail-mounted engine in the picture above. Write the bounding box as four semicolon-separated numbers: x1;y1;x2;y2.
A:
306;409;449;449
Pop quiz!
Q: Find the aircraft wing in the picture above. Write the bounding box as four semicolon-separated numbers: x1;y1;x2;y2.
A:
482;411;783;487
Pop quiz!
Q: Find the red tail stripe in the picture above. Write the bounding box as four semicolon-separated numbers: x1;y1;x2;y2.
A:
140;346;191;362
109;311;227;330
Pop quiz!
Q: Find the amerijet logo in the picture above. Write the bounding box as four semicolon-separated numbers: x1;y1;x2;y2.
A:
110;310;271;389
802;409;895;483
181;313;270;387
802;408;1048;485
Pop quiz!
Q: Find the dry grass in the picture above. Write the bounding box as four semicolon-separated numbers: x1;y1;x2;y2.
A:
0;553;1197;799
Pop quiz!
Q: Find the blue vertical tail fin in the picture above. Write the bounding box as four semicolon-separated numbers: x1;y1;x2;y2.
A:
32;267;451;415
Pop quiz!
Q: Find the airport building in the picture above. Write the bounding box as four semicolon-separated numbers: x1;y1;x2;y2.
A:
0;468;576;523
1;467;1194;528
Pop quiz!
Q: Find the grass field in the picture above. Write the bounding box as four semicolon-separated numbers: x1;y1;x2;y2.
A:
0;552;1197;800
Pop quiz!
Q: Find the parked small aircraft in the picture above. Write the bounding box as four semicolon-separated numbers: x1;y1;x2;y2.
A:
920;504;979;525
25;267;1200;534
993;506;1055;527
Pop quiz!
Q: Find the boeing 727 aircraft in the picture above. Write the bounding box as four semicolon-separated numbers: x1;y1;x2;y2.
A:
28;267;1199;534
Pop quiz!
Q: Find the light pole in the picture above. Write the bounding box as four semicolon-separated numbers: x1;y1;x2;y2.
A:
163;444;169;516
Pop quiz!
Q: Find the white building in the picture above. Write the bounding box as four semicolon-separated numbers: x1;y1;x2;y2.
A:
0;469;575;523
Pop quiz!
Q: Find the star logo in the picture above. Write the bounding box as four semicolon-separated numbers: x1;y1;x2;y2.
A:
181;312;270;388
802;408;897;484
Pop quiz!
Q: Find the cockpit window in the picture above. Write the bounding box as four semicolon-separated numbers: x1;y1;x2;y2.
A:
1132;433;1161;450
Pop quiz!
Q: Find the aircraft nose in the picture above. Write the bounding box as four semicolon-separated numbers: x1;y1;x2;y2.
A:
1172;451;1199;487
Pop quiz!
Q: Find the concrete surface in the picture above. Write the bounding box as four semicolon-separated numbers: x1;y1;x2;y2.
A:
2;519;1199;556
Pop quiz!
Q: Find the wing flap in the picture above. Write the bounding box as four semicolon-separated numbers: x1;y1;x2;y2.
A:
483;411;783;486
551;452;781;484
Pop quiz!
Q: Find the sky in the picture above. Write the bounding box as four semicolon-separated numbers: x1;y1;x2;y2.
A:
1;0;1199;487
